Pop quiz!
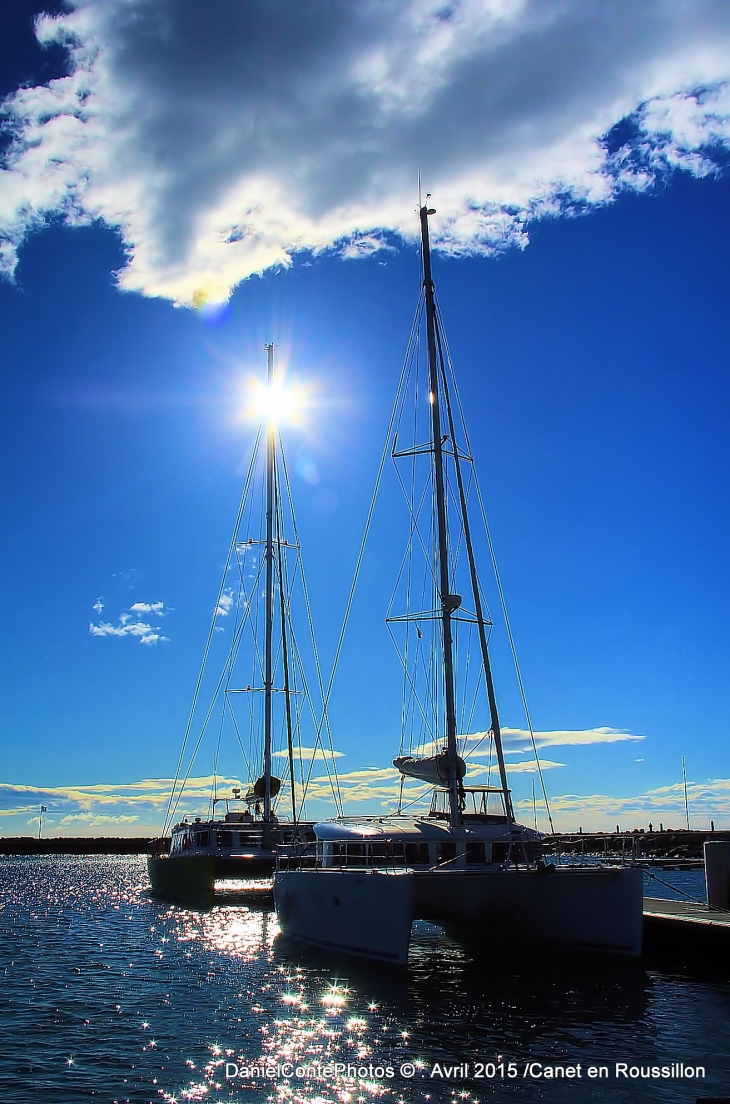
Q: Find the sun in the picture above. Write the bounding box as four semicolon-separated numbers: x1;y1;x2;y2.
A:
248;377;306;426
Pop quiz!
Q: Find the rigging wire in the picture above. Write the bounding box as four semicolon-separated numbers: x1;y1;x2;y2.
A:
644;869;730;913
305;301;424;812
224;693;253;782
210;699;226;820
434;312;512;820
398;331;419;760
165;553;267;830
278;446;344;817
161;425;262;835
436;299;555;834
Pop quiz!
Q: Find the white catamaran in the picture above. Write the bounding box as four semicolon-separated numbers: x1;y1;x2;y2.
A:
273;204;643;963
149;344;338;901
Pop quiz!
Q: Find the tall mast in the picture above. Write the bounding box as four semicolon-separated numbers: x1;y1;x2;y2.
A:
438;339;515;824
263;342;275;824
274;463;297;825
420;204;462;828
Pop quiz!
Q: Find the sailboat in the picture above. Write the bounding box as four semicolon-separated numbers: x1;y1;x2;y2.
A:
273;204;644;963
148;344;330;901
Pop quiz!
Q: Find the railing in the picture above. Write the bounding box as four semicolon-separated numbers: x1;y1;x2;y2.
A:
276;836;544;872
276;840;318;871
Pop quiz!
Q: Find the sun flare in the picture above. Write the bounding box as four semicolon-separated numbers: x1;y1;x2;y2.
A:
247;378;306;426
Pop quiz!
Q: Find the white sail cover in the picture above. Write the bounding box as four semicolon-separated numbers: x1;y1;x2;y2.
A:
393;753;466;786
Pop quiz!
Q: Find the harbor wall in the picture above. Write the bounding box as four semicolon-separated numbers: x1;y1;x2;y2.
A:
543;830;730;860
0;836;153;855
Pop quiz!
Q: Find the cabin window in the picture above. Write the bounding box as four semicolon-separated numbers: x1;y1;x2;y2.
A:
389;843;406;866
328;843;349;865
217;830;233;847
491;842;509;863
405;841;430;865
437;842;457;865
327;842;362;866
194;831;210;848
466;841;486;864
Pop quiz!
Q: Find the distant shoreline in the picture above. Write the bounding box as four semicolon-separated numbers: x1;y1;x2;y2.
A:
0;836;153;855
0;829;728;857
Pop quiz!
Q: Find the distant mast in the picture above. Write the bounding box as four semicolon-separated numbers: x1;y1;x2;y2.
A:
682;756;691;831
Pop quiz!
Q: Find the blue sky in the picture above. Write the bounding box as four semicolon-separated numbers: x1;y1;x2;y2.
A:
1;0;730;835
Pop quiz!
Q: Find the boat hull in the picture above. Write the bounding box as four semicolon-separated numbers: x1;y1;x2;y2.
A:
148;854;217;905
414;865;643;957
274;864;643;964
274;869;415;964
214;853;278;877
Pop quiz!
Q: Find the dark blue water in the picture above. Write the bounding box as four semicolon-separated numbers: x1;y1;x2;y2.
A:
1;857;728;1103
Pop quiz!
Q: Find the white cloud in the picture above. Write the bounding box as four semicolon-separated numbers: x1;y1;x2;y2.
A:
0;774;250;835
305;765;406;807
537;777;730;831
502;726;645;749
465;758;565;776
215;588;234;618
92;597;104;614
57;812;140;826
89;619;169;645
3;771;730;832
1;1;730;305
416;726;644;758
273;746;344;761
90;597;170;645
129;600;166;615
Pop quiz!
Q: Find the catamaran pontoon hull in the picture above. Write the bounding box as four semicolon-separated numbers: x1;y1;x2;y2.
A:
274;868;415;964
149;816;316;904
414;864;643;956
148;853;217;904
274;864;643;964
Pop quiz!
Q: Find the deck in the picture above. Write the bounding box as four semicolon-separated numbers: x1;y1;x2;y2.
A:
643;895;730;956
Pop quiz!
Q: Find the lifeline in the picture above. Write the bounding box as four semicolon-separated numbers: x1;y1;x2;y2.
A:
615;1063;705;1079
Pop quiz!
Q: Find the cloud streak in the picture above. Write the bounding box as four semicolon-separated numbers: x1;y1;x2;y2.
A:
129;600;166;615
272;747;344;762
528;777;730;831
1;0;730;305
502;726;645;750
214;589;234;619
0;775;247;835
3;771;730;832
90;597;169;645
415;726;645;759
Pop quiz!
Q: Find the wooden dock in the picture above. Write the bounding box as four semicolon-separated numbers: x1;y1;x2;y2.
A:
644;896;730;956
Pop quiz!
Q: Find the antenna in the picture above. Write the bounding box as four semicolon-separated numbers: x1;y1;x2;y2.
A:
682;756;691;830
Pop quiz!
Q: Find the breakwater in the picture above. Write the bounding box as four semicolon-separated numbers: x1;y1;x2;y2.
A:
0;836;153;855
543;829;730;860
